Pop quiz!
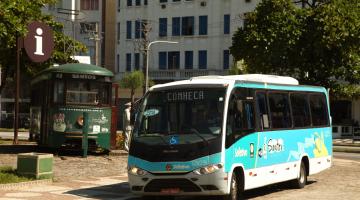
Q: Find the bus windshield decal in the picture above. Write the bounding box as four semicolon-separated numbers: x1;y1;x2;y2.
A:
167;90;204;102
143;109;159;117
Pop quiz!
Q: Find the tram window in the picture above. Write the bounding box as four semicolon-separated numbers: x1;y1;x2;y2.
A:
268;92;291;129
66;81;110;105
309;94;329;126
290;93;311;128
53;80;64;103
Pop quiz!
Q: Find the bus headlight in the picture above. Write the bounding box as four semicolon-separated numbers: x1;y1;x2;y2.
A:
128;166;148;176
193;163;223;175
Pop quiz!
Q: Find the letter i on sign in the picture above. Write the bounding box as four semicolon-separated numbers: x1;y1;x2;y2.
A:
34;28;44;55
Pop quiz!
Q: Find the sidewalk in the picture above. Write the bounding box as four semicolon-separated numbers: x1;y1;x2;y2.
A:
333;139;360;153
0;174;137;200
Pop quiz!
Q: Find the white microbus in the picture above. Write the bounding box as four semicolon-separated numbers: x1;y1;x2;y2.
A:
128;75;332;200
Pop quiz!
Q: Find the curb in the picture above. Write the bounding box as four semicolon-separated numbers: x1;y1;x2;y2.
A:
333;146;360;153
109;150;128;156
0;179;53;190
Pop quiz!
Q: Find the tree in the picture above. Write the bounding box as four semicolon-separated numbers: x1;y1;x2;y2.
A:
119;70;144;110
231;0;360;98
0;0;86;94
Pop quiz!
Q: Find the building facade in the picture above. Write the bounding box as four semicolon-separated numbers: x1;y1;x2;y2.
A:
43;0;108;67
115;0;260;82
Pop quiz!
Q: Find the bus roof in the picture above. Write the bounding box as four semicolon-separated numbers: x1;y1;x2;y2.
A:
35;63;114;77
150;74;326;93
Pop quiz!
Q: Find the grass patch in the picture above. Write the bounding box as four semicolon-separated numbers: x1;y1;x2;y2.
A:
0;166;34;184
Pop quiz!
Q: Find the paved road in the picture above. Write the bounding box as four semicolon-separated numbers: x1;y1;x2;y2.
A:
334;151;360;161
1;157;359;200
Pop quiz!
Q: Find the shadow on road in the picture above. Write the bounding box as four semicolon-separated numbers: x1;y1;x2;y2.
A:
65;180;317;200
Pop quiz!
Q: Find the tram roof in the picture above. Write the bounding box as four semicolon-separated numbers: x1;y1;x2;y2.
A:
35;63;114;77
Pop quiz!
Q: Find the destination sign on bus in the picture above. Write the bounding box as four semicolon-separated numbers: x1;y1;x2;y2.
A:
167;90;204;102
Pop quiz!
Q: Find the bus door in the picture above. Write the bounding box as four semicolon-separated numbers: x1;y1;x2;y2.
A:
110;83;119;149
225;88;257;172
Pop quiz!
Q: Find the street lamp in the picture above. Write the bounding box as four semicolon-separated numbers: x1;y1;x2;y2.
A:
145;41;178;92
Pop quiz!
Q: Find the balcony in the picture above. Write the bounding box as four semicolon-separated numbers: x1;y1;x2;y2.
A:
114;69;229;81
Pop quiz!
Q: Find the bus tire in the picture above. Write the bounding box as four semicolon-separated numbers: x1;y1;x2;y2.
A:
291;161;307;189
223;172;243;200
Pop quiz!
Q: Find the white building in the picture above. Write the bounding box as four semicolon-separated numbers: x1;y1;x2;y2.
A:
43;0;105;66
115;0;260;82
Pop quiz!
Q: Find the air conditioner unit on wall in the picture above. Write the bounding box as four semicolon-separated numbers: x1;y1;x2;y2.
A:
245;0;251;3
200;1;206;7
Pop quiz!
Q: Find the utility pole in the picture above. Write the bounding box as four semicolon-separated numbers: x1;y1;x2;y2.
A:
141;21;151;95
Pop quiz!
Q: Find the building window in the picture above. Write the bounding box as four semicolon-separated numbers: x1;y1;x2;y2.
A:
185;51;193;69
80;22;97;34
223;50;230;69
199;15;208;35
117;22;120;41
126;53;132;71
144;0;148;5
126;21;132;39
116;54;120;73
159;18;167;37
198;50;207;69
81;0;99;10
135;53;140;70
127;0;132;6
172;17;181;36
135;0;141;6
159;52;167;70
243;12;250;28
118;0;121;12
135;20;141;38
160;0;168;3
182;16;194;36
224;14;230;34
168;51;180;69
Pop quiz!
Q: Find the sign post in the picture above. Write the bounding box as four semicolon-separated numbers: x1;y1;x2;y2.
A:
13;21;54;144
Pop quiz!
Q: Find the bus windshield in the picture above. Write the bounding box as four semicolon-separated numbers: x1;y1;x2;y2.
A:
133;88;226;145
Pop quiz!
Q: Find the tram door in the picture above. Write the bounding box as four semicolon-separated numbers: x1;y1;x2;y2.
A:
110;83;119;149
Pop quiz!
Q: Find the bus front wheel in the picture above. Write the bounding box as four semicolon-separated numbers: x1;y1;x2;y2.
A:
291;161;307;189
223;172;243;200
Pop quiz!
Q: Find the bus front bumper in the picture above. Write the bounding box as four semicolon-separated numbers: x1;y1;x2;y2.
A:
128;170;229;196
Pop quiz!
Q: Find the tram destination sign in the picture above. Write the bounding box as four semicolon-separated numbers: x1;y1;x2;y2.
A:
54;73;112;82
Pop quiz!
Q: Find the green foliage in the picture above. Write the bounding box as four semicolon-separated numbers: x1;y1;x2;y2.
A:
0;166;33;184
0;0;86;93
120;71;144;91
231;0;360;98
119;70;144;107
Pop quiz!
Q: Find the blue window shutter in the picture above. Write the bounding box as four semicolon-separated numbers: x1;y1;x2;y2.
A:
126;53;132;71
198;50;207;69
159;52;167;70
126;21;132;39
223;50;230;69
172;17;180;36
135;53;140;70
135;20;141;38
185;51;193;69
159;18;167;37
199;16;208;35
224;14;230;34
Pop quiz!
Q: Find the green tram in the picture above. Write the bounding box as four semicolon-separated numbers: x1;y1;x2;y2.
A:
30;63;117;151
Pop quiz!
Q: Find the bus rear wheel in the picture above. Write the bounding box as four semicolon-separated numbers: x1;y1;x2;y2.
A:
291;161;307;189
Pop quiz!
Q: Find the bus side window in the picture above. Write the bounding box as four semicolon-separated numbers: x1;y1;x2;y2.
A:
256;92;270;130
226;89;255;148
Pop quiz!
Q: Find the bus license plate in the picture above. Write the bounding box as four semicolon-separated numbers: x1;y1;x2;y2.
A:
161;188;180;194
